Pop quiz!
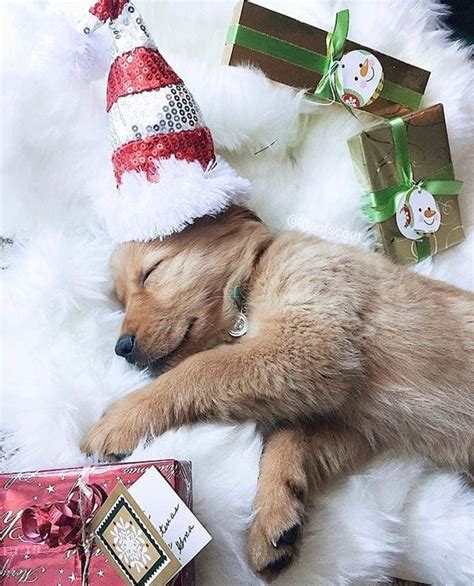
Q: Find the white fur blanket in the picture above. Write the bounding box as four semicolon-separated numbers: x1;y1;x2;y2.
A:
1;1;473;584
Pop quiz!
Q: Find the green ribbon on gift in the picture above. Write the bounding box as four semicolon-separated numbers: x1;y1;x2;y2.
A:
362;117;463;260
313;9;349;104
226;11;423;109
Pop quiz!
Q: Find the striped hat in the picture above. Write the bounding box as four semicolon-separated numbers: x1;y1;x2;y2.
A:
79;0;250;242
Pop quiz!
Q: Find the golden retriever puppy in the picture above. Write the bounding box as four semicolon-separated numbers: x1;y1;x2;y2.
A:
82;205;474;580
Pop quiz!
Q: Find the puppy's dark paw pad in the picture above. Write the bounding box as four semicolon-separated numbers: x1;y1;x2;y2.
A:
264;553;291;574
277;525;300;546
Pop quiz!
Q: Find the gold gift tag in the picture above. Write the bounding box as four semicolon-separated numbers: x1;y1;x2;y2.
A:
90;483;181;585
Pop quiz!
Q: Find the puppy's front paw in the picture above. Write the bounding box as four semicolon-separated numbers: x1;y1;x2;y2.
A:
247;481;306;581
81;391;152;460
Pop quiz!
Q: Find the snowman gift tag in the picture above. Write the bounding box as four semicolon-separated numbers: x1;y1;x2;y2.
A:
336;49;384;108
396;187;441;240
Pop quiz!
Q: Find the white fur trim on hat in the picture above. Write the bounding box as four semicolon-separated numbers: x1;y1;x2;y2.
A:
94;156;251;243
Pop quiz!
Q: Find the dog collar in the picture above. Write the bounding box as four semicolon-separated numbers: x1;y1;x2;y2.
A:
229;285;248;337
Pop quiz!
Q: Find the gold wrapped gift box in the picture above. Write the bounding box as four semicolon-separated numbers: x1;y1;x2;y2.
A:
223;1;430;118
348;104;465;264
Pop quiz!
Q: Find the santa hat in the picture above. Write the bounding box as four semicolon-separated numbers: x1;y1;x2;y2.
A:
78;0;250;242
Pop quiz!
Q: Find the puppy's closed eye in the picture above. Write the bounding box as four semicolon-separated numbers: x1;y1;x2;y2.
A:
142;261;162;285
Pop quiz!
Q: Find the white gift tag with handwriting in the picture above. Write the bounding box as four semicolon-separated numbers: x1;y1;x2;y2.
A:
129;466;212;567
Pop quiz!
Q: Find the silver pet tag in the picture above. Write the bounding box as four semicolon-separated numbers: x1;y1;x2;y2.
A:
229;312;248;337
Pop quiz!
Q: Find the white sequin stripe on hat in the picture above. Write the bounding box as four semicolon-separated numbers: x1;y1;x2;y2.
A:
77;2;156;60
108;2;157;61
77;9;104;36
109;84;206;150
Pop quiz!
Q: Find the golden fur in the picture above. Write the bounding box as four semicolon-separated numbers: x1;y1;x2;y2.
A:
82;206;474;580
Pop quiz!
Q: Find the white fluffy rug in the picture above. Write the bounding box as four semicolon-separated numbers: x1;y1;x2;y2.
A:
1;1;473;584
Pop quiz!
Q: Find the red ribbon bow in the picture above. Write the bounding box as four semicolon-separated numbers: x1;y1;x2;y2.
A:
21;482;107;549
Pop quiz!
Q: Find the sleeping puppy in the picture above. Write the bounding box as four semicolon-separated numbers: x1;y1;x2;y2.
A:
82;205;474;580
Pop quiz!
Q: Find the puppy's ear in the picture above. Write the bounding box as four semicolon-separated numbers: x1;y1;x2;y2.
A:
221;207;272;315
229;205;263;224
211;205;263;237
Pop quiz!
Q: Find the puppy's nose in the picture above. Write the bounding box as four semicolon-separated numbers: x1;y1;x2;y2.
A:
115;334;136;358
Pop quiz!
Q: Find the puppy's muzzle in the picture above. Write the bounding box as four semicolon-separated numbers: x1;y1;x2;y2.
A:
115;334;138;363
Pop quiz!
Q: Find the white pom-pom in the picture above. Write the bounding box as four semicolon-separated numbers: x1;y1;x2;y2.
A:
31;10;111;82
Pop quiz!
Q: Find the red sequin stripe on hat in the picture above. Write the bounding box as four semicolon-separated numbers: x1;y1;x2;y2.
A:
107;47;183;111
90;0;128;22
113;127;215;184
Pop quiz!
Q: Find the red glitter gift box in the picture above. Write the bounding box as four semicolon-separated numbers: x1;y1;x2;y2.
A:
0;460;194;585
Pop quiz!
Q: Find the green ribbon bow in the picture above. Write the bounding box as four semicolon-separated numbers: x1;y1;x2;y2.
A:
362;117;463;260
313;10;349;104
